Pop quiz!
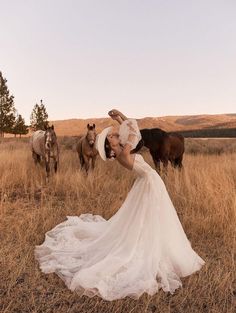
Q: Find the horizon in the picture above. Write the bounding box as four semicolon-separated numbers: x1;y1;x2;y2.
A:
48;111;236;122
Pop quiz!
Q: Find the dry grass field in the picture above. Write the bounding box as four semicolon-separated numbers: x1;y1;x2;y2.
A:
0;138;235;313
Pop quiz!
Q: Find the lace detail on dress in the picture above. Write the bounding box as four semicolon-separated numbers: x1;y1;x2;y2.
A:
119;119;142;150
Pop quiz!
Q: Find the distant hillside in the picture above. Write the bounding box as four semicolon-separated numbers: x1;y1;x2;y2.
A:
49;113;236;136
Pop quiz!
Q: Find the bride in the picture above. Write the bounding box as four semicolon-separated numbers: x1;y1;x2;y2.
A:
35;109;205;301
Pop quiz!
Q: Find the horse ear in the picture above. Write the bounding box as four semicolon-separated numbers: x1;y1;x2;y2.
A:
51;125;54;130
87;124;90;129
93;123;95;129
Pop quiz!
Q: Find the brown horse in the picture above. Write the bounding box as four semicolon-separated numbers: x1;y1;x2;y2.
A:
132;128;185;173
76;123;98;173
30;125;59;178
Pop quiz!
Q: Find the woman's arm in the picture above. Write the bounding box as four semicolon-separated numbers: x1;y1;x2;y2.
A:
108;109;128;124
117;148;134;170
117;132;136;170
107;109;140;169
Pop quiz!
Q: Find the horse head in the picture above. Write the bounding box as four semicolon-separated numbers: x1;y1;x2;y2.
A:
45;125;57;150
86;123;96;147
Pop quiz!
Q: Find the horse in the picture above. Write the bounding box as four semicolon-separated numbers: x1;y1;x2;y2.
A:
133;128;185;173
76;123;98;173
30;125;59;178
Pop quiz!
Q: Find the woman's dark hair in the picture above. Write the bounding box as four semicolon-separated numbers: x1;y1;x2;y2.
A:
105;137;144;158
105;137;114;159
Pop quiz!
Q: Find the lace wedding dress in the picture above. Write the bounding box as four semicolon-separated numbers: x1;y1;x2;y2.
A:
35;119;205;301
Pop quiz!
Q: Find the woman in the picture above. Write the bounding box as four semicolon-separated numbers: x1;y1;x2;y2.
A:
35;109;205;301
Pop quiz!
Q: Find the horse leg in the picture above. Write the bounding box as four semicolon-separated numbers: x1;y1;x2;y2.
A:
80;155;85;170
77;140;84;169
161;140;171;175
150;150;161;173
83;155;90;174
54;146;59;173
52;148;59;174
45;153;50;178
44;161;50;181
32;151;40;165
54;157;58;173
169;156;175;168
32;151;37;164
155;159;161;174
91;156;96;170
174;155;183;170
169;152;179;169
161;157;169;175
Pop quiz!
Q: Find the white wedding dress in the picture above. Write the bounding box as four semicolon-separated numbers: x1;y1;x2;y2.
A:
35;120;205;301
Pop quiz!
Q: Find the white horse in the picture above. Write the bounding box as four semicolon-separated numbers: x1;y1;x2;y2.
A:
30;125;59;178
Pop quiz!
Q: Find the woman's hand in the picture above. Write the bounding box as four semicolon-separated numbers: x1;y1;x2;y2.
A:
108;109;121;117
108;109;128;123
108;109;123;124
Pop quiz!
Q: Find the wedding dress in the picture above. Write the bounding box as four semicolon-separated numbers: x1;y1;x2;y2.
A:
35;119;205;301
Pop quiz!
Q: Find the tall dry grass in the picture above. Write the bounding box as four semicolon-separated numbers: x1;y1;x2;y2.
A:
0;139;235;313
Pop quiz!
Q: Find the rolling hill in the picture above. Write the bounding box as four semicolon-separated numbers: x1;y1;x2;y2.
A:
49;113;236;136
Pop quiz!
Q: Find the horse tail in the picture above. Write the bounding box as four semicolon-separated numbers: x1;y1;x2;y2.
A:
76;138;85;168
76;139;82;155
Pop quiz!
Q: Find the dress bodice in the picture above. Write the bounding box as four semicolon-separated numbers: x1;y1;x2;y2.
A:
133;154;155;177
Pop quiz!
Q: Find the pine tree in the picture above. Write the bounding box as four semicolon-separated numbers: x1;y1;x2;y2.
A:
13;114;29;138
0;71;16;137
30;99;49;131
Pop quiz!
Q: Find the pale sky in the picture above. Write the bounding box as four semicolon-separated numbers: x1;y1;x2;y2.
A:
0;0;235;123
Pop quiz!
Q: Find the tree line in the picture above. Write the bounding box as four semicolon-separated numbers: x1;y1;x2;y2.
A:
0;71;49;137
174;128;236;138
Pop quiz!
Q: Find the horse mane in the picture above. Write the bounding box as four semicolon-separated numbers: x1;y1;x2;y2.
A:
130;138;144;154
142;128;167;138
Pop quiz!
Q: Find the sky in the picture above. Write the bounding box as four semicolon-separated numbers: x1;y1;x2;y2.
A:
0;0;235;123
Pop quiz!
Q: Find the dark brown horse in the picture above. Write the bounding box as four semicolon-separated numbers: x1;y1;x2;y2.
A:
76;123;98;173
133;128;185;172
